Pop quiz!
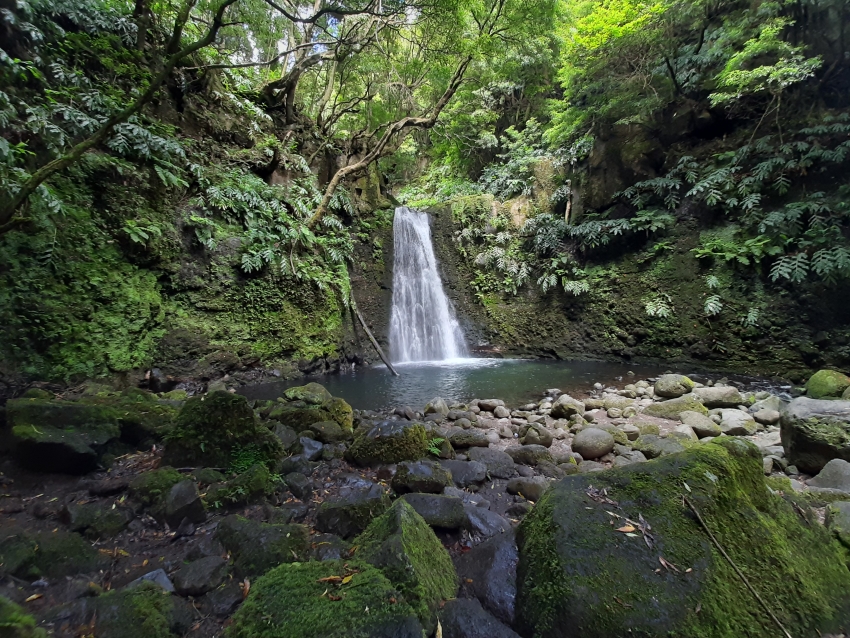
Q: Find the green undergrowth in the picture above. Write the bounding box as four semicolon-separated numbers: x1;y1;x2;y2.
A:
516;438;850;637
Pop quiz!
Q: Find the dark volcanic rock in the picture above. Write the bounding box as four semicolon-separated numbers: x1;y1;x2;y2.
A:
438;598;521;638
467;448;516;478
173;556;228;597
391;460;453;494
400;493;467;528
315;484;391;538
456;528;519;624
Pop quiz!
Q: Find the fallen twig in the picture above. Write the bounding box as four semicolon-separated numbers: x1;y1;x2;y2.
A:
684;496;792;638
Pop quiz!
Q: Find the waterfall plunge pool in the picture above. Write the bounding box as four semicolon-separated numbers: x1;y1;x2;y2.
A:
238;358;679;411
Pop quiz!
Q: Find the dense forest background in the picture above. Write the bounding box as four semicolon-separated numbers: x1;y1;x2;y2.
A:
1;0;849;395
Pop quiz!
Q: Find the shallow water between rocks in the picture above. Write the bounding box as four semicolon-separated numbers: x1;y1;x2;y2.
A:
238;358;781;410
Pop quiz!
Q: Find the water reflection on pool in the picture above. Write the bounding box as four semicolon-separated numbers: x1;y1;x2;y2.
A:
238;358;673;411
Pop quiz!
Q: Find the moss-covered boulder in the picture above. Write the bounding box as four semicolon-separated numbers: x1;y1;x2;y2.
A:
94;581;191;638
516;438;850;638
283;382;333;404
346;421;428;466
63;501;134;539
227;560;424;638
7;395;178;474
0;529;107;579
163;392;283;469
129;467;184;518
204;463;276;508
7;398;122;473
806;369;850;400
356;499;458;630
780;397;850;473
0;596;47;637
653;374;695;398
642;394;707;420
214;515;309;577
631;433;695;459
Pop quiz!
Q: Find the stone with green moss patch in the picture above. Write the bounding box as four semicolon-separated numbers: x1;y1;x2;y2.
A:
214;515;309;576
0;595;47;637
204;463;276;508
283;383;332;404
227;560;423;638
129;467;184;518
355;499;457;630
164;392;283;469
95;581;190;638
516;438;850;637
806;369;850;399
346;421;428;465
0;529;107;579
642;394;707;420
780;397;850;473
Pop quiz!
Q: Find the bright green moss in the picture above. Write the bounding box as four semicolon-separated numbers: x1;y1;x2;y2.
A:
806;369;850;399
0;596;47;637
346;423;428;465
516;438;850;637
355;499;457;630
204;463;275;508
227;560;422;638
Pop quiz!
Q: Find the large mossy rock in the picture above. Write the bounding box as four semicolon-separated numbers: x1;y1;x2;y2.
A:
345;421;428;465
0;528;107;579
128;467;184;519
653;374;695;398
0;596;47;637
268;383;354;433
7;394;178;473
227;560;424;638
315;484;391;538
642;394;707;420
214;515;310;577
164;392;283;469
356;499;458;630
780;397;850;473
806;369;850;400
516;438;850;638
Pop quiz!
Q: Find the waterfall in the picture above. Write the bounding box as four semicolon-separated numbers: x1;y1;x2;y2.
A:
389;206;467;363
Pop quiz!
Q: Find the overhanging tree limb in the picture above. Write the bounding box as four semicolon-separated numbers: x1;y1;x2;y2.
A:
0;0;239;232
306;55;472;229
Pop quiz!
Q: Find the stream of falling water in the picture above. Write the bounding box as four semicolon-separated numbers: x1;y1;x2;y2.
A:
388;206;467;363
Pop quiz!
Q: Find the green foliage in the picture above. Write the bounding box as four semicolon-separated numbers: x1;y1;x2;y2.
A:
644;294;674;318
427;437;446;456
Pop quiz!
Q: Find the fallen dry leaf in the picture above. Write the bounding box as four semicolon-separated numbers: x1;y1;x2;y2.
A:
659;556;680;573
25;594;42;603
341;575;353;585
616;525;635;533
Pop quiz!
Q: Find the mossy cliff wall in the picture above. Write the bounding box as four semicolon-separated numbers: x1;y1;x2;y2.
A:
350;198;850;381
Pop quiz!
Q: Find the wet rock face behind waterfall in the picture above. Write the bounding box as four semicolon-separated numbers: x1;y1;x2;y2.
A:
388;207;467;362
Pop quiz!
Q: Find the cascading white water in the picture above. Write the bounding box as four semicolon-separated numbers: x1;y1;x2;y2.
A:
389;206;467;363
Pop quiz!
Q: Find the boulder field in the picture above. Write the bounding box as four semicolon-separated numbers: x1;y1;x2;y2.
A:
2;370;850;637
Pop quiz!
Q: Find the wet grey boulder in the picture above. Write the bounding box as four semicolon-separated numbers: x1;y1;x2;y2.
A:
315;484;391;538
653;374;695;398
401;493;466;528
693;386;744;408
449;429;490;448
440;459;487;487
571;428;615;460
632;434;686;459
425;397;449;416
680;410;721;438
753;409;781;426
718;409;757;436
520;423;553;447
392;460;453;494
273;423;298;450
173;556;228;597
506;445;553;467
165;480;206;528
299;436;324;461
478;399;505;412
464;504;511;538
127;568;174;592
468;448;516;478
438;598;521;638
285;472;313;500
456;528;518;624
808;459;850;494
506;477;549;502
494;406;511;419
307;420;348;443
550;394;584;419
781;397;850;473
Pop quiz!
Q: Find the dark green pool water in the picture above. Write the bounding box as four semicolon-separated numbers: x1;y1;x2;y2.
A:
239;358;675;411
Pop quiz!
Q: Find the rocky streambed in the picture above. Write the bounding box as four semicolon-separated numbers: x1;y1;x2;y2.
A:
2;369;850;637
